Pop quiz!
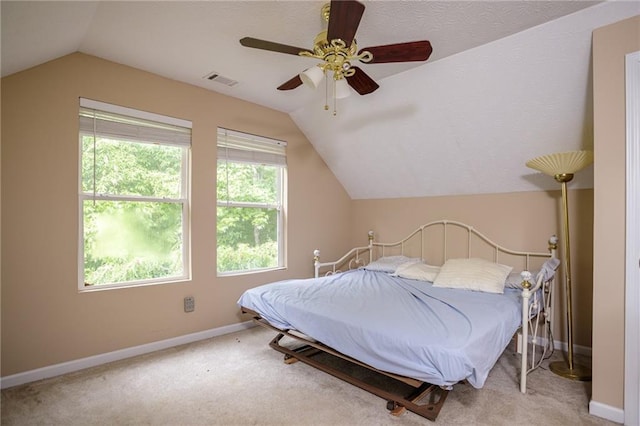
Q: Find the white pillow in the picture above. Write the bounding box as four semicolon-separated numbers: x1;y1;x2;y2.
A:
432;258;512;294
364;256;421;273
394;262;441;282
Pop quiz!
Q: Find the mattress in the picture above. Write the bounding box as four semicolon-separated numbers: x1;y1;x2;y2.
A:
238;268;523;388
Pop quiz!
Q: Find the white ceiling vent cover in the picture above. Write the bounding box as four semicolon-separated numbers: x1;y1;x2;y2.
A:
203;71;238;87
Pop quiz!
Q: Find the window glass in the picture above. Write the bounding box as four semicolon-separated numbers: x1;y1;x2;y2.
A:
83;200;184;286
81;137;183;198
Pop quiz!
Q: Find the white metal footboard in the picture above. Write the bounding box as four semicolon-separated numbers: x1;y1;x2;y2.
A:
312;220;558;394
519;234;558;393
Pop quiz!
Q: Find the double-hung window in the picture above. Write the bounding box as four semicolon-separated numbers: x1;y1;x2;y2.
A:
78;98;191;290
217;128;287;275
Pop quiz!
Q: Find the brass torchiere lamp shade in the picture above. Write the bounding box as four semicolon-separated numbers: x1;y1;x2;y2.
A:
526;150;594;381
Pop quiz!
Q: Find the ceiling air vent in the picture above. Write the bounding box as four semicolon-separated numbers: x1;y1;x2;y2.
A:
203;71;238;87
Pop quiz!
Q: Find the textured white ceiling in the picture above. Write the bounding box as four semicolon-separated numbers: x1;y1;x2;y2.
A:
2;1;639;199
293;1;639;199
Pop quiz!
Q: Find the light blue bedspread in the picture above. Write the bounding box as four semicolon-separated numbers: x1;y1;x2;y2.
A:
238;269;522;388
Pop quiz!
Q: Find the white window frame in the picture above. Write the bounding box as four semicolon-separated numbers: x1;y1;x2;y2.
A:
216;128;287;276
78;98;192;291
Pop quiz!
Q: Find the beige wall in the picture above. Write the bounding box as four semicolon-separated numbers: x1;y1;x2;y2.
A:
0;53;353;376
592;15;640;410
352;189;595;348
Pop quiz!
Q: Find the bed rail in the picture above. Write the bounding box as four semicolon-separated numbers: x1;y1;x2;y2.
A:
314;231;374;278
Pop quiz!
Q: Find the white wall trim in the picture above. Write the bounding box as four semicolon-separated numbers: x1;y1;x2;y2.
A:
624;49;640;426
0;321;256;390
590;400;626;424
554;340;592;356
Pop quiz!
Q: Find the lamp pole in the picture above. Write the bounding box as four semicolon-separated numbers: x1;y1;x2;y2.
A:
556;175;575;371
548;174;590;380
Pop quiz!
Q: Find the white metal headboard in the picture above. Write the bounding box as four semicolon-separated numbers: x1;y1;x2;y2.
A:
314;220;556;278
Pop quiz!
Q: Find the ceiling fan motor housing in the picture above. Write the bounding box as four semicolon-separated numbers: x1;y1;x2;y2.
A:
306;30;370;79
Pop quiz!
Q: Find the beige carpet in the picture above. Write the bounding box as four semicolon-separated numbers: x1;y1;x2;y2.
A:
1;326;615;425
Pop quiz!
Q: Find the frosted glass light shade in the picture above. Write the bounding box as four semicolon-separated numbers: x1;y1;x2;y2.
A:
526;150;594;177
334;78;351;99
300;66;324;89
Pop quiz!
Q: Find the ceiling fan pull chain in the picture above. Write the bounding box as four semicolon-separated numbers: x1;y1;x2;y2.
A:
333;78;338;116
324;72;329;111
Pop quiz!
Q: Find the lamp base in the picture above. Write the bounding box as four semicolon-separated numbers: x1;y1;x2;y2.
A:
549;360;592;381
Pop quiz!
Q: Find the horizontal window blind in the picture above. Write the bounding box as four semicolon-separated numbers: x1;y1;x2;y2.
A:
79;100;191;146
217;128;286;166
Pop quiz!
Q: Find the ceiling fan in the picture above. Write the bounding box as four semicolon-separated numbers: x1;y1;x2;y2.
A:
239;0;433;112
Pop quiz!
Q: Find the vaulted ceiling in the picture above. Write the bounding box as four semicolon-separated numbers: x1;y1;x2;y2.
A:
3;1;638;199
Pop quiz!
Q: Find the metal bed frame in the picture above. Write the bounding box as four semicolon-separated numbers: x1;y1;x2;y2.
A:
244;220;558;420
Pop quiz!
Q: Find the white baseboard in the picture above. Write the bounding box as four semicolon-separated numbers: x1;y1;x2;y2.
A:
0;321;256;390
589;400;625;424
552;339;592;356
523;333;592;356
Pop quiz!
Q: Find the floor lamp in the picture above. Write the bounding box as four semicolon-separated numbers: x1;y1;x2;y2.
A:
526;150;593;381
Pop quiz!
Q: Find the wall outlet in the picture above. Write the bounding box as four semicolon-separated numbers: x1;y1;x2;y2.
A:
184;296;195;313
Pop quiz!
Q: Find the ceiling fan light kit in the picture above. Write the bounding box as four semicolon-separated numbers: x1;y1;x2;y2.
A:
300;66;325;89
239;0;433;115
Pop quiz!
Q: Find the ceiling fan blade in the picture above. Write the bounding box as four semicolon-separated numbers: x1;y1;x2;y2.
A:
360;40;433;63
345;67;379;95
240;37;312;56
327;0;365;47
277;75;303;91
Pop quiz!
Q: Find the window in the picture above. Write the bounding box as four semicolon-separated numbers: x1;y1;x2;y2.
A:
217;128;286;275
78;98;191;290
